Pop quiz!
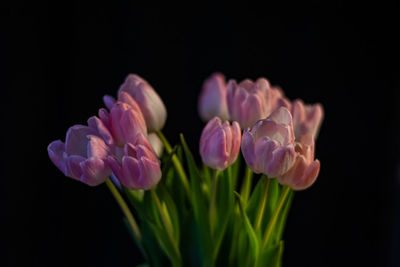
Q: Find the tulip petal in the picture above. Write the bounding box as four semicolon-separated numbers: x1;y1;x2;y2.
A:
87;116;113;145
66;155;86;180
137;157;162;190
103;95;116;110
121;156;141;189
48;140;68;175
65;125;96;157
80;158;111;186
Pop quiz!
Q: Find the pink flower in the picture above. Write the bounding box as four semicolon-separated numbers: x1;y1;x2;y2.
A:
227;78;274;128
107;133;161;190
241;107;296;177
200;117;241;170
108;100;147;146
118;74;167;132
47;117;113;186
290;99;324;139
198;73;229;121
277;134;320;190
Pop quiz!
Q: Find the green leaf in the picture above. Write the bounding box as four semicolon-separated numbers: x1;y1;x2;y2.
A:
258;240;284;267
234;191;260;264
157;184;181;242
180;134;213;261
148;221;181;266
246;176;268;222
212;168;235;263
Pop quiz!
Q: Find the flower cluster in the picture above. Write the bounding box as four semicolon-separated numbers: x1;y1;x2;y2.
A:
48;72;325;267
199;72;323;190
48;74;165;190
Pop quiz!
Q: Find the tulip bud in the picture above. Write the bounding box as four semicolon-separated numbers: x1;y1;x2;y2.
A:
227;78;274;128
200;117;241;170
109;101;147;146
277;134;320;190
47;120;113;186
107;133;162;190
241;107;296;177
198;73;229;121
290;99;324;139
118;74;167;132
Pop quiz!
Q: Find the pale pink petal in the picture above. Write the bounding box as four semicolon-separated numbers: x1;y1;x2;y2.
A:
66;155;86;180
87;116;113;145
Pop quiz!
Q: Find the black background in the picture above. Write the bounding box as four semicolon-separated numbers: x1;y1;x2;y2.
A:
2;1;400;266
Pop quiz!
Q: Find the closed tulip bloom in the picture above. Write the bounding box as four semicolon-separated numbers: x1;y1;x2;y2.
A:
47;119;113;186
277;134;320;190
118;74;167;132
109;101;147;146
200;117;241;170
290;99;324;139
198;73;229;121
107;133;161;190
227;78;273;128
241;107;296;177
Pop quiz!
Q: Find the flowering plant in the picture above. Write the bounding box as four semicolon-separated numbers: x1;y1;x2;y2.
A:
48;73;323;267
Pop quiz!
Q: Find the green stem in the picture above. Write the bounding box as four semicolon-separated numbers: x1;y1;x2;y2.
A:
105;179;142;242
240;167;253;206
254;177;270;231
209;169;219;237
156;131;191;200
262;185;291;249
151;189;182;267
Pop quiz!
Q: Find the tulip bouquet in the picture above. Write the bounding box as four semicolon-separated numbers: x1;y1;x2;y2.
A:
48;73;323;267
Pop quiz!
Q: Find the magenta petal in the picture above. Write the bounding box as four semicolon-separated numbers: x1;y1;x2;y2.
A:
87;116;113;145
121;156;141;189
86;135;110;158
120;108;147;143
137;157;162;190
66;155;86;180
103;95;116;110
48;140;68;175
107;155;123;180
80;158;111;186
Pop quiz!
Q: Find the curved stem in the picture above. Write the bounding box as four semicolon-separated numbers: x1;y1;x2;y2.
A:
156;131;191;200
240;167;253;206
105;179;142;242
262;185;291;249
254;177;270;231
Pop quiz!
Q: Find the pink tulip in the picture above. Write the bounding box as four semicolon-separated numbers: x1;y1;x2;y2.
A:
241;107;296;177
290;99;324;139
107;133;161;190
277;134;320;190
198;73;230;121
108;101;147;146
227;78;274;128
47;118;113;186
200;117;241;170
118;74;167;132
